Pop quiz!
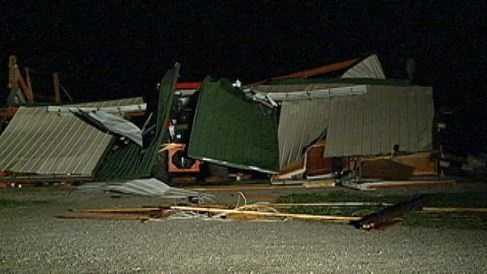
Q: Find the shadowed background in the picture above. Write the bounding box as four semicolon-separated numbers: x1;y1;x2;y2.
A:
0;1;486;152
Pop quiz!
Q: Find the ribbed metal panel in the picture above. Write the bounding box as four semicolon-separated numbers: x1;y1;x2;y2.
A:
342;54;386;79
324;85;433;157
278;99;330;169
72;97;144;107
0;107;112;176
0;97;144;176
252;83;347;93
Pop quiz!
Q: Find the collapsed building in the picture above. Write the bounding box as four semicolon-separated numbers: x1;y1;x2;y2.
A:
0;54;437;185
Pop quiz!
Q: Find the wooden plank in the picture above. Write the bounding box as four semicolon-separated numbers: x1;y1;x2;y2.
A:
56;212;151;221
303;179;336;188
306;143;333;176
16;69;34;103
393;152;438;176
267;202;392;207
24;67;32;91
361;158;415;180
53;72;61;104
171;206;361;222
8;55;18;90
365;179;456;190
79;207;163;213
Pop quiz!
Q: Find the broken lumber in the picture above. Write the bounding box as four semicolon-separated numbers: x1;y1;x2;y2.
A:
353;179;456;190
79;207;163;213
56;212;152;221
302;179;336;188
170;206;360;222
264;202;392;208
351;195;425;230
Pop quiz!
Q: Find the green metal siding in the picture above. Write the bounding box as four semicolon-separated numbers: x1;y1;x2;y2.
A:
188;79;280;172
95;64;179;180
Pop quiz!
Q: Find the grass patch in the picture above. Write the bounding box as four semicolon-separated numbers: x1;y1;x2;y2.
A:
278;191;487;229
0;199;50;209
278;191;406;204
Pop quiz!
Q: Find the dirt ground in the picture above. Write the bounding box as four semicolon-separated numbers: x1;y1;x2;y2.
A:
1;183;487;273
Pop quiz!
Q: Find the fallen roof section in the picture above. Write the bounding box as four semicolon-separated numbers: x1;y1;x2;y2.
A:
77;111;144;147
0;97;143;177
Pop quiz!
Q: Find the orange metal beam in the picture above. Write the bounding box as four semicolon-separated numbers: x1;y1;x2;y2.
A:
272;58;359;80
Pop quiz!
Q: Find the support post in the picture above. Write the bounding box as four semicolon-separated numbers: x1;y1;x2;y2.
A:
53;72;61;104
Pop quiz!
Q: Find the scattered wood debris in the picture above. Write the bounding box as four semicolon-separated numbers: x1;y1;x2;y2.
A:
170;205;360;222
57;204;361;223
302;179;336;188
341;178;456;191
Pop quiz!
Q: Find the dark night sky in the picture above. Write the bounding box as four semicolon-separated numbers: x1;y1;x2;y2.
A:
1;1;487;150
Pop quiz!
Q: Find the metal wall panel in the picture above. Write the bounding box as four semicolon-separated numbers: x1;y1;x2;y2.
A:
324;85;433;157
278;99;330;169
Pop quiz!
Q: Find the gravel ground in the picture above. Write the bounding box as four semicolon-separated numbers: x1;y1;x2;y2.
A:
1;186;487;273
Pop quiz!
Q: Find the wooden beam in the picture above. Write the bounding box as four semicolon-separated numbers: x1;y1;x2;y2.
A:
56;212;151;221
8;56;34;103
266;202;392;207
8;55;18;89
79;207;162;213
24;67;32;91
53;72;61;104
15;68;34;103
171;206;360;222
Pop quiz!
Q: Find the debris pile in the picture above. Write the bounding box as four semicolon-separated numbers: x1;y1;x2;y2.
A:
0;53;470;194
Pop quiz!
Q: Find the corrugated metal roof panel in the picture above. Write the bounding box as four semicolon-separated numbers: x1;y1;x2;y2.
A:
0;97;145;176
324;85;433;157
70;97;144;108
0;107;112;176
